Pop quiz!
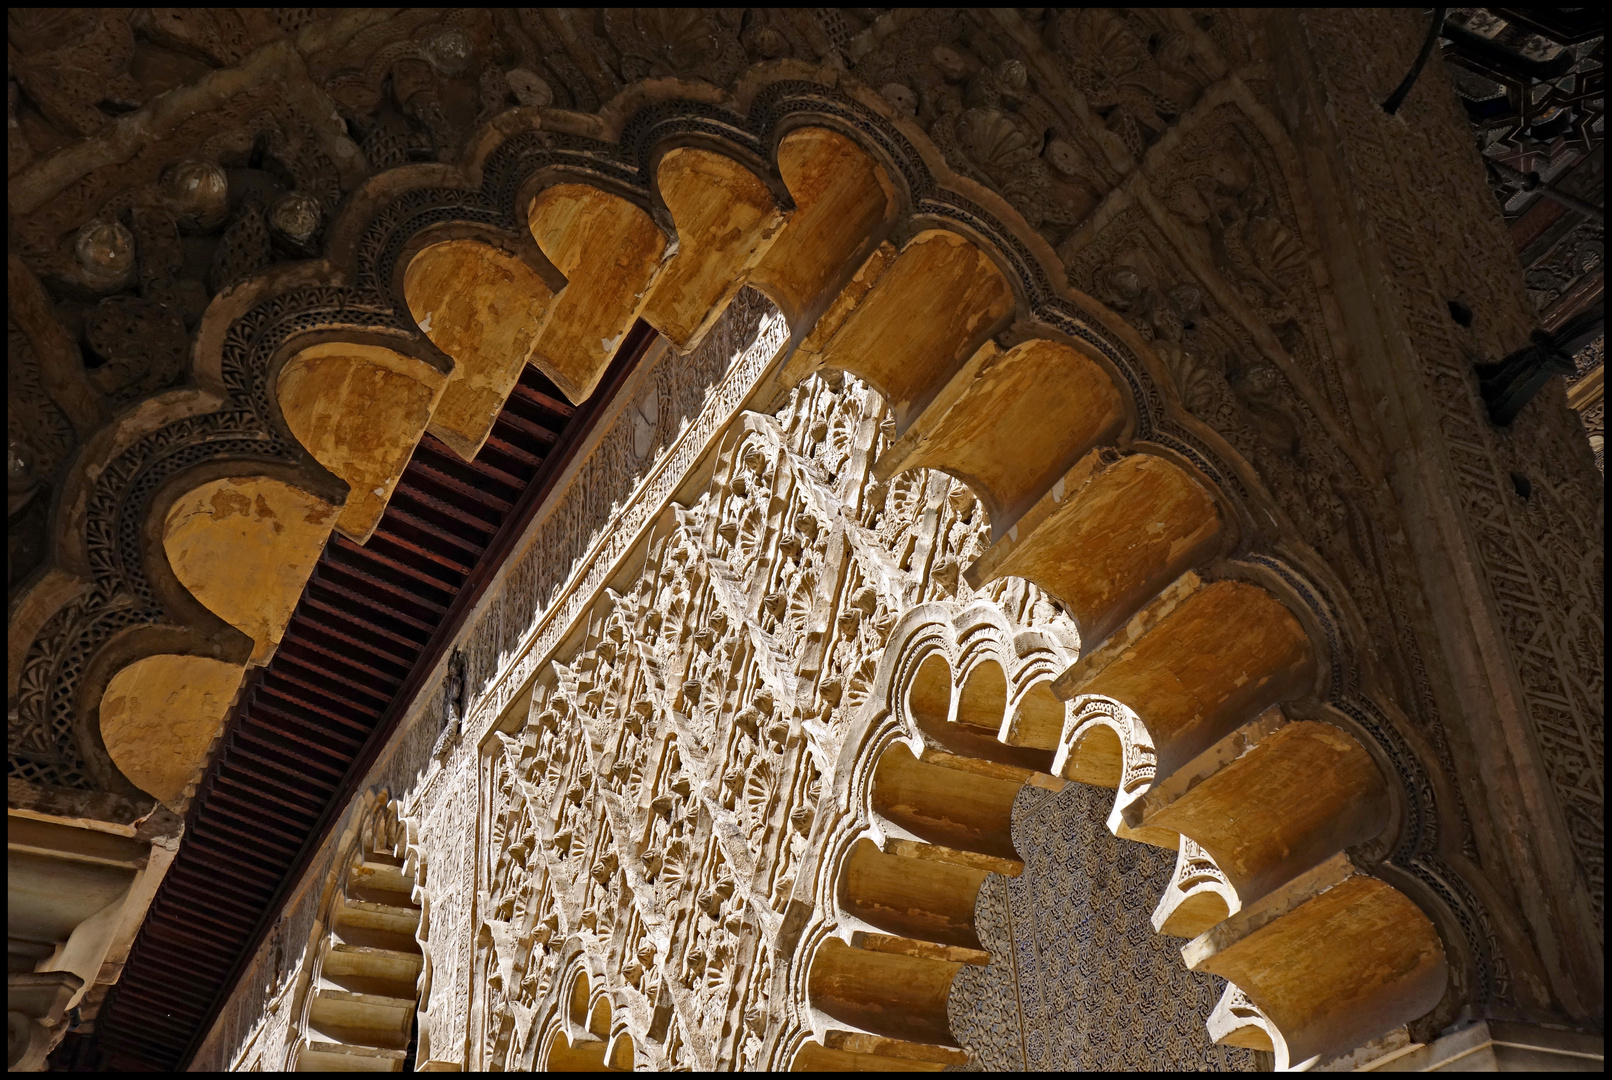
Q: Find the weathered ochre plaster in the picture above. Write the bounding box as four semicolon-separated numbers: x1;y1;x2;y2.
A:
749;127;896;328
99;653;244;809
871;744;1020;864
808;937;965;1050
405;240;556;460
805;230;1014;430
544;1033;614;1071
162;476;336;659
527;183;667;403
276;342;445;539
876;338;1125;536
640;147;786;350
969;451;1223;642
1185;862;1447;1067
1079;580;1313;773
1141;716;1388;900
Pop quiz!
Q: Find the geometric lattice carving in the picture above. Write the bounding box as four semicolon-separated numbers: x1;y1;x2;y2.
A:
950;782;1257;1071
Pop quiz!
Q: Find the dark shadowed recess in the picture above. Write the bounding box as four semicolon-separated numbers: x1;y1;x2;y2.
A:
52;322;659;1072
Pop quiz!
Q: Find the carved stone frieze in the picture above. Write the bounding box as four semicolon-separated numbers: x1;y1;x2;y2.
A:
470;372;916;1066
464;363;1129;1069
1327;0;1603;884
1288;5;1602;1017
1063;91;1485;887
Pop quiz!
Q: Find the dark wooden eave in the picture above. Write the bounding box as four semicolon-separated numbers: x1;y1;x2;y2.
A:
69;322;658;1071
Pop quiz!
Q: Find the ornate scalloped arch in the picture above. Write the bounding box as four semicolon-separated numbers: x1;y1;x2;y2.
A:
283;791;425;1071
13;62;1505;1069
535;946;637;1071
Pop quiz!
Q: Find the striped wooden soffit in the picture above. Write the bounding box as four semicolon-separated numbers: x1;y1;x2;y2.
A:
81;324;657;1071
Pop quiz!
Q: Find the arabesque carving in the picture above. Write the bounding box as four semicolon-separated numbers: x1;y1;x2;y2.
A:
7;8;1599;1073
1298;7;1602;984
469;373;1102;1069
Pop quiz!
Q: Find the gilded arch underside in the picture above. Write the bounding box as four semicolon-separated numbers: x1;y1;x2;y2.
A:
14;59;1514;1070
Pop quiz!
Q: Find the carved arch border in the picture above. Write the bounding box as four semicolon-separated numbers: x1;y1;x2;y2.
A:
776;601;1070;1069
18;63;1225;802
533;942;640;1072
11;58;1501;1066
280;789;428;1072
775;579;1450;1069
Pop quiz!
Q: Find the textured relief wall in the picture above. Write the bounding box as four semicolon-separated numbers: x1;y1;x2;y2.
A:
138;9;1602;1071
951;783;1253;1071
1293;8;1602;987
463;357;1078;1069
205;297;1260;1070
195;291;788;1071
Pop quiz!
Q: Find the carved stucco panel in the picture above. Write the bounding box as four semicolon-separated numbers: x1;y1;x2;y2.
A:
457;352;1123;1068
1302;8;1602;942
80;11;1594;1069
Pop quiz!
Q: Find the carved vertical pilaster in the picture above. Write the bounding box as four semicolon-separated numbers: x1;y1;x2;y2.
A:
1265;8;1603;1021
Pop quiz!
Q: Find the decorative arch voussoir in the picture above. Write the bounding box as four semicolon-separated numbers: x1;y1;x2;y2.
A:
10;58;1491;1071
791;601;1069;1069
797;567;1446;1068
287;789;425;1073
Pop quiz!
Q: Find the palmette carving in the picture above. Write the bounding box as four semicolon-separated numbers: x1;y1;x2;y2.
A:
471;369;1082;1068
8;9;143;139
1050;8;1210;160
14;11;1595;1070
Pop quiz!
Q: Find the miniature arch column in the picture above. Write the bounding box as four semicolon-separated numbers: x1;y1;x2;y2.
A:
295;800;424;1071
1001;671;1070;751
404;239;560;460
276;342;448;542
953;630;1061;773
953;655;1007;732
906;636;1052;775
544;972;629;1071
